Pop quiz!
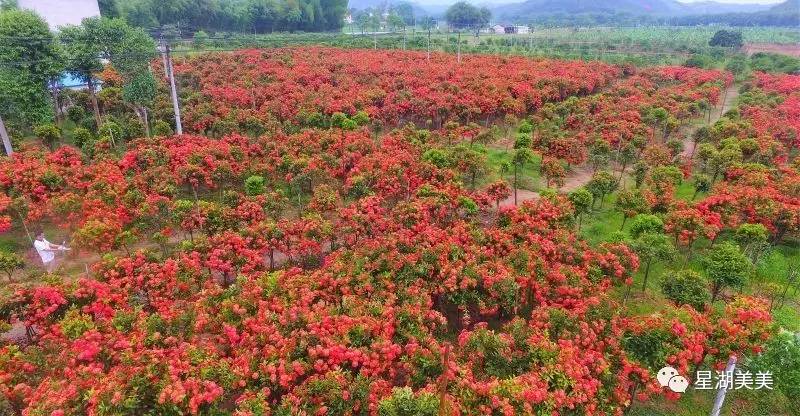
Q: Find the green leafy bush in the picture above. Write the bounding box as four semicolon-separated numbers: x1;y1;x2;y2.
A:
660;269;709;310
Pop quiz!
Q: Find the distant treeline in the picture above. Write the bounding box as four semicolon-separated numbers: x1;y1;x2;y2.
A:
99;0;348;33
513;11;799;28
672;11;800;27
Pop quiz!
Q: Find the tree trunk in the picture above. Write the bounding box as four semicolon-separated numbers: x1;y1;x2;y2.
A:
51;81;61;125
142;107;151;138
641;260;652;292
711;282;721;303
513;165;518;205
87;76;101;127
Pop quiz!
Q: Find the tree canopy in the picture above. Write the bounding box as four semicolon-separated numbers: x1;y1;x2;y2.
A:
0;9;61;128
444;1;491;30
102;0;349;33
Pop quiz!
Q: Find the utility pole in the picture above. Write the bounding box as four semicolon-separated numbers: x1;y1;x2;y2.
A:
161;38;183;135
457;30;461;64
710;356;737;416
0;115;12;156
427;26;432;62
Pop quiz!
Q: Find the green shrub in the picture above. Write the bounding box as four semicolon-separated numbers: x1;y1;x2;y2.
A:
59;307;95;340
377;387;439;416
660;269;710;310
0;250;24;281
66;105;86;122
352;110;370;126
421;148;448;168
33;123;61;149
330;112;348;128
71;127;93;149
244;175;266;196
153;120;174;136
629;214;664;238
98;121;123;141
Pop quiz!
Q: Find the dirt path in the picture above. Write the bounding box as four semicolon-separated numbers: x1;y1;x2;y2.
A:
560;164;595;192
499;189;540;207
681;83;739;159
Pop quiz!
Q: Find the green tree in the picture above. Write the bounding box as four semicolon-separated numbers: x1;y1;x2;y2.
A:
633;161;648;188
0;249;24;281
445;1;490;33
735;223;769;263
691;174;712;200
568;188;592;229
122;71;157;137
617;143;636;181
629;214;664;238
643;107;668;140
588;138;611;172
632;233;677;292
746;332;800;414
392;2;415;26
709;30;743;48
450;145;487;189
586;170;617;208
703;241;752;302
193;30;209;49
510;148;533;205
0;9;62;128
59;17;156;128
34;123;61;150
614;189;648;230
660;269;710;310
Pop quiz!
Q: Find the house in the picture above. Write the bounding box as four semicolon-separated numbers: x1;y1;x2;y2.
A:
504;25;531;34
18;0;100;30
490;24;506;34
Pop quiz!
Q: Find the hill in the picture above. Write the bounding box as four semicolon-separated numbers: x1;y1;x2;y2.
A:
493;0;793;25
769;0;799;13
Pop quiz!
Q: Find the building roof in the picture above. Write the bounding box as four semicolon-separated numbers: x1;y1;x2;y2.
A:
18;0;100;30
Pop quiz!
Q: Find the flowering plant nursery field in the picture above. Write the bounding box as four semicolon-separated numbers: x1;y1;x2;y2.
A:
0;47;798;415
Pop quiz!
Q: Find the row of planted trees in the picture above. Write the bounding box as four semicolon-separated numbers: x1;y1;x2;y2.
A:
0;8;168;152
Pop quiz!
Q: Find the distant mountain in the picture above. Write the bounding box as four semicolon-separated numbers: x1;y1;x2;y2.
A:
673;0;799;27
681;1;771;15
348;0;438;16
492;0;772;21
769;0;799;13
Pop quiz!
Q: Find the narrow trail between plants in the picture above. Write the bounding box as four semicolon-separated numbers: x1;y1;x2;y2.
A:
499;83;740;209
681;83;739;159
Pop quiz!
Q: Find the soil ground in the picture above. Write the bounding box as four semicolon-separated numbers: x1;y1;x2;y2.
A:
743;42;800;58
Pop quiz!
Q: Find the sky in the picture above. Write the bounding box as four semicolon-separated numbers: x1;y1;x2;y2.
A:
679;0;783;3
418;0;785;5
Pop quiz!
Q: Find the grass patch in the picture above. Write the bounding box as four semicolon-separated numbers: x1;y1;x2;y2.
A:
484;147;542;191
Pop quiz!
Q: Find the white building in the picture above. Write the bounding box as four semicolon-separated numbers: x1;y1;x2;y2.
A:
18;0;100;30
490;24;505;34
514;25;530;34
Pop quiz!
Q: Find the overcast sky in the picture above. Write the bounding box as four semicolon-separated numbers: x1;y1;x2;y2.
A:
679;0;783;3
419;0;786;5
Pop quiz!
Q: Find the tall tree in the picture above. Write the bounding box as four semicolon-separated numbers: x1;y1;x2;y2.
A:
704;241;752;303
0;9;62;129
59;17;156;128
123;71;157;137
445;1;490;33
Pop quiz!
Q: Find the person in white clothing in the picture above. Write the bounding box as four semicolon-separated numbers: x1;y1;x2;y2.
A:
33;232;69;273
